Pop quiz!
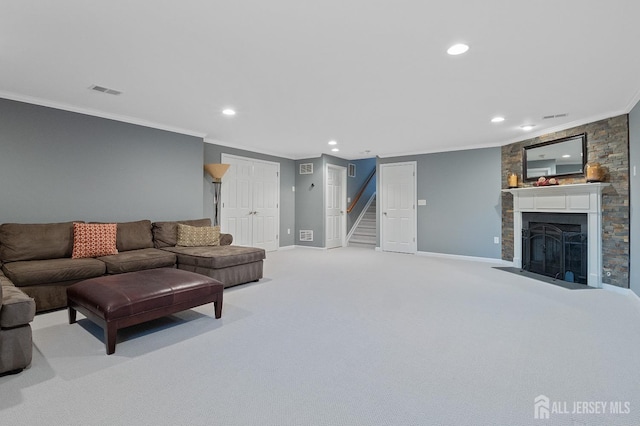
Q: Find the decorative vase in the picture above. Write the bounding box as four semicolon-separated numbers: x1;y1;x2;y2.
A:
585;162;604;182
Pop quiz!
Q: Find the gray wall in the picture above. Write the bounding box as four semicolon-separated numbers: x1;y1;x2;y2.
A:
0;98;203;223
630;103;640;296
295;157;325;247
204;143;296;247
378;147;502;259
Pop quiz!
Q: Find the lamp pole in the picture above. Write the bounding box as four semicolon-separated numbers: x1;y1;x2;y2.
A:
203;163;231;227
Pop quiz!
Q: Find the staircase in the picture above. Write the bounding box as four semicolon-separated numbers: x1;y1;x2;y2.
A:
348;197;376;249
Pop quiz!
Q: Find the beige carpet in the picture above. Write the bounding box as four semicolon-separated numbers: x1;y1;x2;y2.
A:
1;247;639;425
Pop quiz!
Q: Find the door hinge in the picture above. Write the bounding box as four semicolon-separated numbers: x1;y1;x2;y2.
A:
276;234;279;239
413;237;416;242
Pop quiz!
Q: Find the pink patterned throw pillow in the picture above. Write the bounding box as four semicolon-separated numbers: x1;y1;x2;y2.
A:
72;223;118;258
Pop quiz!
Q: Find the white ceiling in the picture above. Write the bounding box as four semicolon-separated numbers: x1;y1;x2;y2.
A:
2;1;640;160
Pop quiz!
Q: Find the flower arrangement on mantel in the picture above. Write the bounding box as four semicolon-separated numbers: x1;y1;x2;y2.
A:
534;176;559;186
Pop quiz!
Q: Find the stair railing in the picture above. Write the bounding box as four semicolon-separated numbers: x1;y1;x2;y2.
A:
347;168;376;214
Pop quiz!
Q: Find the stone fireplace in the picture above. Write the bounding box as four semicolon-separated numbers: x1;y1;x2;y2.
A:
503;183;609;288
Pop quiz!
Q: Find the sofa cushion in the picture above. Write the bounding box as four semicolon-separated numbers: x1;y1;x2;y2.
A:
92;220;155;252
2;258;106;287
152;219;212;248
162;245;265;269
176;224;220;247
0;221;78;262
72;223;119;259
0;284;36;328
116;220;154;252
98;248;177;274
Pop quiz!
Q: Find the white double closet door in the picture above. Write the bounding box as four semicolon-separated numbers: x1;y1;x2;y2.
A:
220;154;280;252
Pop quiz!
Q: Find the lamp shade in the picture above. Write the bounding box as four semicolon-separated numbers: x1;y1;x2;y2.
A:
204;163;230;182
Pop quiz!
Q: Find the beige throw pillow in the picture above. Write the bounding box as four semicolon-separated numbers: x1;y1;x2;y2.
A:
176;224;220;247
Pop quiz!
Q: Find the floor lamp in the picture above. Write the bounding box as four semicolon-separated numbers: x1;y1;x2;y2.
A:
204;163;230;227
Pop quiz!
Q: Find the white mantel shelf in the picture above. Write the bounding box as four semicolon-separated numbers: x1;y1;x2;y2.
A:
502;182;610;196
502;182;610;288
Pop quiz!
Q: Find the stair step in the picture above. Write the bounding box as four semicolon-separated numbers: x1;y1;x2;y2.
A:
348;241;376;249
353;232;375;238
351;235;374;240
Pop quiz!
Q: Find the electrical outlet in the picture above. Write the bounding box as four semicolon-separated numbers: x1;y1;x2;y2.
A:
287;228;290;234
494;237;500;244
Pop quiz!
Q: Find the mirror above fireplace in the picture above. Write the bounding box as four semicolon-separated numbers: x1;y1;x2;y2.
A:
523;133;587;181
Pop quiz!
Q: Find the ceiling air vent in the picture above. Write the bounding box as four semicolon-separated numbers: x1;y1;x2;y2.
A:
299;163;313;174
89;85;122;96
542;113;568;120
299;230;314;242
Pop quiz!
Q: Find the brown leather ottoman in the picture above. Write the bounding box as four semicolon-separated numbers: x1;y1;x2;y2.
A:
67;268;223;354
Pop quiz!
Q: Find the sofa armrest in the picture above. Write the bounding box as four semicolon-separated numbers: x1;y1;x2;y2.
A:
0;281;36;328
220;233;233;246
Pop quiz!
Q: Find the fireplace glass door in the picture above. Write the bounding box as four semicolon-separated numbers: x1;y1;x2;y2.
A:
523;222;587;284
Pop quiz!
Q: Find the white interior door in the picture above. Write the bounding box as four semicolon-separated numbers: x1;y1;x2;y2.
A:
252;161;279;252
221;154;280;251
221;157;253;246
326;165;346;249
380;162;417;253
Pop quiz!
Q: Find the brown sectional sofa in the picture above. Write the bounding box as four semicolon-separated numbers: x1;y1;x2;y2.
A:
1;271;36;375
0;218;265;313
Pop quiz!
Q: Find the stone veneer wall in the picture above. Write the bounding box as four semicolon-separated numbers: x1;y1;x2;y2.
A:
501;114;629;288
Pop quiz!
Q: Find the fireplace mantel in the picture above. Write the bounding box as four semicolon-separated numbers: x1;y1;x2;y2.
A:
502;183;610;287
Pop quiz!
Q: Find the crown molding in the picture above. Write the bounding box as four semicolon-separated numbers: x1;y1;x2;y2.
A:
0;91;206;138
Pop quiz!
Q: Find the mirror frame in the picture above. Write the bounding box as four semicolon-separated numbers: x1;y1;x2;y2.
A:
522;133;587;181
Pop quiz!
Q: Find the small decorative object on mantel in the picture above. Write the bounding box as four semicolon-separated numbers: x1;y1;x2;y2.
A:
534;176;559;187
585;162;604;182
508;172;518;188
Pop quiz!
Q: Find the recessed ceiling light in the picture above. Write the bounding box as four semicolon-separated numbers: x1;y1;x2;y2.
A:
491;116;505;123
222;108;236;116
331;148;339;152
562;154;571;158
328;140;337;145
447;43;469;55
521;125;535;131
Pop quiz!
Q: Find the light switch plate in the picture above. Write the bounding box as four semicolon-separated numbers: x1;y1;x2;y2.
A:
418;199;426;206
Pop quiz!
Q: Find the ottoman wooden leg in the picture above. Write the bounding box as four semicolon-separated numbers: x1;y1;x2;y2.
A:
105;323;117;355
68;307;77;324
214;293;223;319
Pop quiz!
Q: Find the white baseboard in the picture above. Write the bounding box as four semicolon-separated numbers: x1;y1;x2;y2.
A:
277;245;296;251
417;251;512;265
602;283;638;297
293;245;327;250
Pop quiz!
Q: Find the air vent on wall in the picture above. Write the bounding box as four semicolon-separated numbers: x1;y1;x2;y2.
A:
89;85;122;96
542;113;568;120
299;163;313;174
299;230;314;242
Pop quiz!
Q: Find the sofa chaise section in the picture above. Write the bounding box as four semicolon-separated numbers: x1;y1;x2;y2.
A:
163;245;265;287
152;219;265;288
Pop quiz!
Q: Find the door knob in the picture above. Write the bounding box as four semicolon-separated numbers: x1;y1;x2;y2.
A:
383;212;387;216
